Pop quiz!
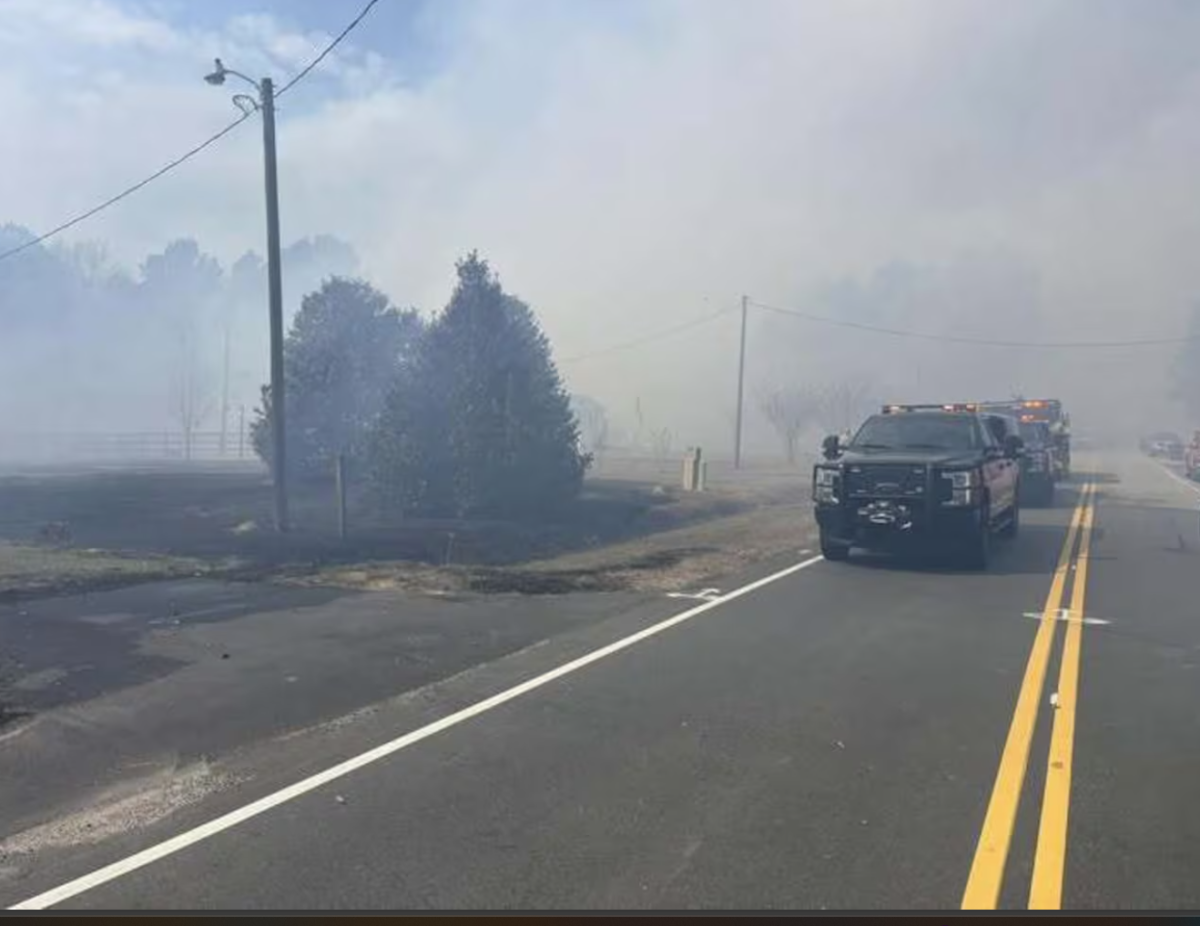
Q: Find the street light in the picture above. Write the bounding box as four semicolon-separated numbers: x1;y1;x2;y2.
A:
203;58;254;89
204;57;289;533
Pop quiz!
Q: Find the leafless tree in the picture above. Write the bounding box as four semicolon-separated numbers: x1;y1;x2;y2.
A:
63;240;115;284
170;327;215;460
650;426;673;464
812;378;876;436
758;383;819;464
592;418;609;464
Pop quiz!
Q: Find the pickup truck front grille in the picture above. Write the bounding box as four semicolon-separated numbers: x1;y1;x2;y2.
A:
844;463;928;499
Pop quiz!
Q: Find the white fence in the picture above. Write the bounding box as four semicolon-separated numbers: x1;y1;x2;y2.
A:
0;430;252;464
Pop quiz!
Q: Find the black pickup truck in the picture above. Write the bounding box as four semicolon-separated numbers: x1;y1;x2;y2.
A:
812;404;1023;568
1015;418;1057;506
979;399;1070;480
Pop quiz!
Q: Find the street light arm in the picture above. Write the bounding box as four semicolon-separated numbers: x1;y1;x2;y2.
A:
202;58;262;94
223;67;261;91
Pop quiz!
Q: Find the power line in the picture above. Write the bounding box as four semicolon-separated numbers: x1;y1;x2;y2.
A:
276;0;382;98
0;0;381;264
748;298;1200;349
0;113;253;263
559;307;733;365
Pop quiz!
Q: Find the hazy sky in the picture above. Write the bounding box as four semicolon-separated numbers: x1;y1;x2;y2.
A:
3;0;1200;445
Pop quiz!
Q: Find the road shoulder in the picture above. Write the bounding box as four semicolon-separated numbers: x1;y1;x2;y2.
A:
0;535;815;904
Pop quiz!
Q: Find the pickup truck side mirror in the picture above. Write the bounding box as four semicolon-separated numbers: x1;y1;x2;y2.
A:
822;434;842;460
1004;434;1024;458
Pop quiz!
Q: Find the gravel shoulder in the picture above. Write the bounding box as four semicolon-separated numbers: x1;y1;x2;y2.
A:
291;500;817;596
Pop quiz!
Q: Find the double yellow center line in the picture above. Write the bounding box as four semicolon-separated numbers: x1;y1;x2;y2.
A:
961;482;1097;910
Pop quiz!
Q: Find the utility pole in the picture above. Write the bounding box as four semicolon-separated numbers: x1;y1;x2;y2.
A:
261;76;288;532
734;295;748;469
219;324;230;457
204;59;288;531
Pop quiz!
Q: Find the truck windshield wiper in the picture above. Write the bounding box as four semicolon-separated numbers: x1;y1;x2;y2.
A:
853;442;893;450
900;442;952;450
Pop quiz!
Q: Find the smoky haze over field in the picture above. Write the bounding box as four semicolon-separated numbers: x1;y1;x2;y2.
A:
3;0;1200;457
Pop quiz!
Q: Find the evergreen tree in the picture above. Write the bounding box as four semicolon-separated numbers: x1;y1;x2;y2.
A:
252;277;422;479
369;253;589;517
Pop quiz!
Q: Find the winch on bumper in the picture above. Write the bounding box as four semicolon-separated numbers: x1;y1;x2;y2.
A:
815;501;983;549
813;462;984;550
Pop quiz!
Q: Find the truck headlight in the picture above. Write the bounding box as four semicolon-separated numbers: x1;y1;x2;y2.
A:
815;468;838;487
941;469;980;489
941;468;980;506
813;466;839;504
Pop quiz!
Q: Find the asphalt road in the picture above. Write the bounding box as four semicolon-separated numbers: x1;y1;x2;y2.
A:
2;451;1198;911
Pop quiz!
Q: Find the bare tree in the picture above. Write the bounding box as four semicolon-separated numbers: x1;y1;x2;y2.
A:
592;417;609;464
171;327;214;459
63;240;115;284
812;378;876;436
650;426;673;464
758;383;818;464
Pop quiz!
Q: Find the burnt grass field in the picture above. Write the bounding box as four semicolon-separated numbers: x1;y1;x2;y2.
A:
0;457;807;601
0;458;813;724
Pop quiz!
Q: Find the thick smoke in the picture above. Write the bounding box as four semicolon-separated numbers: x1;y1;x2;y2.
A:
4;0;1200;453
0;225;358;442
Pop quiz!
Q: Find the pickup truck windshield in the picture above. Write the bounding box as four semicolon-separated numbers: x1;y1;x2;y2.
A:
850;414;982;451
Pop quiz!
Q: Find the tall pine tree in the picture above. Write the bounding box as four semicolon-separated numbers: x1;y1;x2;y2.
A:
369;253;588;518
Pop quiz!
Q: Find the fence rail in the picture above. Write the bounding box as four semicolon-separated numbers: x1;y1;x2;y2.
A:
0;435;814;474
0;430;251;463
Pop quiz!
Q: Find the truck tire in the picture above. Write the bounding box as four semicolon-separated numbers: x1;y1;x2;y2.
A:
1000;499;1020;538
820;532;851;561
963;508;992;569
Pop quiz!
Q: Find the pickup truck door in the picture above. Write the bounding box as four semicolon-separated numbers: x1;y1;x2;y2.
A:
981;419;1017;514
1003;451;1020;510
983;447;1014;513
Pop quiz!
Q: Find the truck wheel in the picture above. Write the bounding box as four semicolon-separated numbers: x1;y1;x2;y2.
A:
963;509;991;569
820;533;851;561
1001;499;1020;538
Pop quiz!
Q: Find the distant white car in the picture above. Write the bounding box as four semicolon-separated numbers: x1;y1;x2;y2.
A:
1142;432;1185;460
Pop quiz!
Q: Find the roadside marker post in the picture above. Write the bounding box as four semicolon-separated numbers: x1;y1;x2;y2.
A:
335;454;347;541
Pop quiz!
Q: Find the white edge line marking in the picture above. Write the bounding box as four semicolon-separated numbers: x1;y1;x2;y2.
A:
9;554;826;911
1156;461;1200;497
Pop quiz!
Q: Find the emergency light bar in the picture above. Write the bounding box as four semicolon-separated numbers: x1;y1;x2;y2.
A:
882;403;978;414
979;398;1061;414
